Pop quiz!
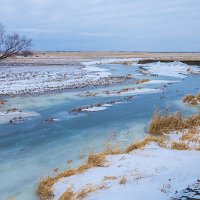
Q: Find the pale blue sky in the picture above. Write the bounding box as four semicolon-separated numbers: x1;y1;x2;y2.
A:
0;0;200;51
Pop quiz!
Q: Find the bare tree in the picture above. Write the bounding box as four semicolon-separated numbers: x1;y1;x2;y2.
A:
0;23;32;60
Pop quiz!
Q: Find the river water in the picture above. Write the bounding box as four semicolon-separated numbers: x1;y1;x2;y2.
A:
0;62;199;199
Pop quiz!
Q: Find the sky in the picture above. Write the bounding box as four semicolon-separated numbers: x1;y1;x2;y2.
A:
0;0;200;51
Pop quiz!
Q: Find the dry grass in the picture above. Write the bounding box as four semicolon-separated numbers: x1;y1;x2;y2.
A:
103;176;117;181
87;152;107;167
59;184;109;200
182;93;200;105
125;136;165;153
119;176;128;185
171;142;189;150
59;187;75;200
149;111;200;135
149;111;185;135
135;79;150;84
38;164;90;199
77;184;109;199
76;185;99;199
38;110;200;199
181;128;200;144
38;147;122;199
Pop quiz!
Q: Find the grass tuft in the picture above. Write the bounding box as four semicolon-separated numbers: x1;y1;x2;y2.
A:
182;93;200;105
103;176;117;181
149;110;200;135
135;79;150;84
171;142;189;150
149;111;185;135
119;176;128;185
59;187;75;200
125;136;165;153
87;152;107;167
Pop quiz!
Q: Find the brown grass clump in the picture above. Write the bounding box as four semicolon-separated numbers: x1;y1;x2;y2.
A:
119;176;128;185
181;128;200;144
103;176;117;181
182;93;200;105
121;61;133;66
149;111;185;135
171;142;189;150
38;164;91;199
59;187;75;200
135;79;150;84
76;185;98;199
186;114;200;127
196;94;200;101
183;95;195;103
87;152;107;167
149;110;200;135
38;148;121;199
76;184;109;200
59;183;109;200
125;136;165;153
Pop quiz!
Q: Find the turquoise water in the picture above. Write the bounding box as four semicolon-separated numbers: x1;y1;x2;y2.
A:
0;63;200;199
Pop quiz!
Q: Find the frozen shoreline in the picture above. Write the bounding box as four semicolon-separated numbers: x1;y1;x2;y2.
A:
0;110;40;124
0;58;139;95
0;57;199;95
52;129;200;200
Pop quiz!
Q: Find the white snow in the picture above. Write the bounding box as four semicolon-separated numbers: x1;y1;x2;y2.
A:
53;142;200;200
140;61;200;78
0;110;39;124
98;88;162;97
82;58;140;66
0;64;112;95
142;80;179;84
82;106;108;112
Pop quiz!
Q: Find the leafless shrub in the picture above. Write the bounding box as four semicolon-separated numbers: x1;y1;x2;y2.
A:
0;22;31;60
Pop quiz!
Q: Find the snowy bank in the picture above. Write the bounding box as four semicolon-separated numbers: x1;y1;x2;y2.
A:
37;125;200;200
52;142;200;200
138;61;200;78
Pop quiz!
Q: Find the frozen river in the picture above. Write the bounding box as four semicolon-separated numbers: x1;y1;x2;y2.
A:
0;59;200;199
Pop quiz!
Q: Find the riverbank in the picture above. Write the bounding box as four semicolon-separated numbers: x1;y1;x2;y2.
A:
1;53;200;199
39;112;200;200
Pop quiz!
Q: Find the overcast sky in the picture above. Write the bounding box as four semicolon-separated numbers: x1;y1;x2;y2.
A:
0;0;200;51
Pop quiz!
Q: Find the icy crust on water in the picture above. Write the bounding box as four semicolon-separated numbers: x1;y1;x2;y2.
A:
0;59;198;95
0;110;39;124
0;58;140;95
53;143;200;200
139;61;200;78
0;64;112;95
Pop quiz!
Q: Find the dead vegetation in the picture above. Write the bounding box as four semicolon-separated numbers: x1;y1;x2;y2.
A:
119;176;128;185
182;93;200;105
110;61;134;66
59;187;75;200
171;142;189;150
0;99;7;105
58;183;109;200
38;148;121;199
103;176;117;181
149;110;200;135
125;136;165;153
181;128;199;143
135;79;150;84
38;110;200;200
